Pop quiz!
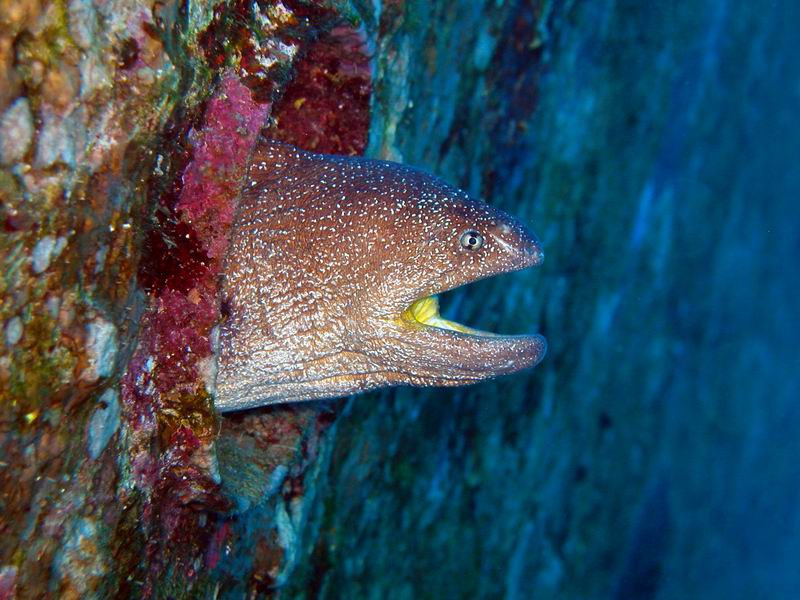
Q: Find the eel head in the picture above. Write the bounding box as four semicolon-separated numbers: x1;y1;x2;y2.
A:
215;141;546;411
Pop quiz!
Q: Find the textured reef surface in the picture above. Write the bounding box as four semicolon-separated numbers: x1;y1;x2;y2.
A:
1;0;798;598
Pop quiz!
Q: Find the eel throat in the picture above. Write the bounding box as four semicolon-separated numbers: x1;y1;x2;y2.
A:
214;140;546;412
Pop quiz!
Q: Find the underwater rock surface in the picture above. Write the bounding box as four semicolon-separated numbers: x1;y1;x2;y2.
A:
1;0;798;598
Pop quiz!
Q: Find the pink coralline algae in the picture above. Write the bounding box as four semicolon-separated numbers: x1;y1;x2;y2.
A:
268;25;372;154
178;76;273;261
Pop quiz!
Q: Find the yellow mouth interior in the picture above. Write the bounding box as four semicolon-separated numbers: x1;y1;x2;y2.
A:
402;295;486;335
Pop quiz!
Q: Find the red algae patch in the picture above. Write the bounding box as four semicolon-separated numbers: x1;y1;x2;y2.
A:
268;25;372;155
177;75;273;260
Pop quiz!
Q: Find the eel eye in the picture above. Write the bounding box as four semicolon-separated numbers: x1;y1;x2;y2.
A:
459;230;484;251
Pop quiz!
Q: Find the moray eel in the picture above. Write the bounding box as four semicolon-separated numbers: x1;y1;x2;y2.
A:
214;140;546;412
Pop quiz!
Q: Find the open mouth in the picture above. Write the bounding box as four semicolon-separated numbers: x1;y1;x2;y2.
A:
391;225;547;379
395;284;547;381
401;293;496;336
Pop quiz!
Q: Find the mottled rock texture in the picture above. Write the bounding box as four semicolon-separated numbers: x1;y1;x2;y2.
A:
1;0;798;599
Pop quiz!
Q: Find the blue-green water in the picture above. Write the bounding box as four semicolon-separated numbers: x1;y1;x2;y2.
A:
277;1;800;598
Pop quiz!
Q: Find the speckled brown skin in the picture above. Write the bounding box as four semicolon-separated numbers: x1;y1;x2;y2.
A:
214;140;546;412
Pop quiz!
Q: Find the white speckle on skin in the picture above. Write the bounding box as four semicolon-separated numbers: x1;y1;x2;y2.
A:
87;388;121;460
31;236;67;274
493;236;515;253
84;318;118;381
0;98;34;165
4;317;23;346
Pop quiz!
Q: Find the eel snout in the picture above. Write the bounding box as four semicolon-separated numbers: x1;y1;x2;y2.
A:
388;217;547;386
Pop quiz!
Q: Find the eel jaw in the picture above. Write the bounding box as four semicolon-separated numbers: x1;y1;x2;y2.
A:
389;290;547;385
